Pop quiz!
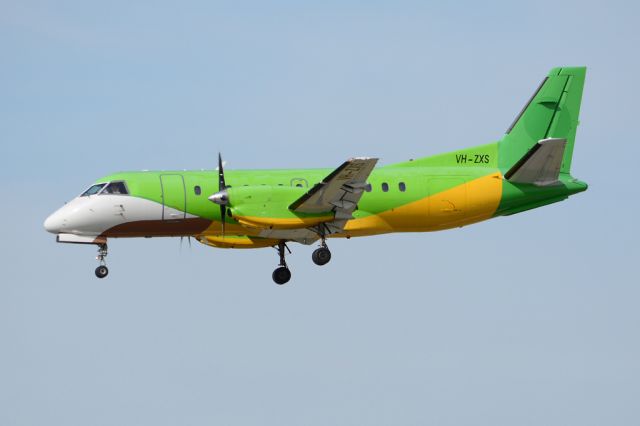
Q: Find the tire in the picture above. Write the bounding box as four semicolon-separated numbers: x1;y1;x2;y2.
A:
95;265;109;279
272;266;291;285
312;247;331;266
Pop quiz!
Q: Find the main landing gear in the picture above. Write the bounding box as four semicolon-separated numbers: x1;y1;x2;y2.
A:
95;243;109;278
311;227;332;266
271;239;333;285
272;241;291;285
312;240;332;266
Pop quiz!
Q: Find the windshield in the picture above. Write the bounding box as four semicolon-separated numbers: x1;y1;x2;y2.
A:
102;181;128;195
81;183;107;196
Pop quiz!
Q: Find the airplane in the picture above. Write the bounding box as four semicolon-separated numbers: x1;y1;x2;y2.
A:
44;66;588;284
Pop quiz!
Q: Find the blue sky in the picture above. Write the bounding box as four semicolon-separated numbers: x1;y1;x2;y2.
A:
1;1;639;425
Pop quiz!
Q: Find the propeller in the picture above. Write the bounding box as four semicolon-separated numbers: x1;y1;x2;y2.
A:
209;153;229;235
179;236;192;252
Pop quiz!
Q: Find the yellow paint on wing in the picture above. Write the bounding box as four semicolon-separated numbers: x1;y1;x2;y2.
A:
197;235;279;249
234;214;334;230
343;173;503;237
201;220;259;237
199;213;332;238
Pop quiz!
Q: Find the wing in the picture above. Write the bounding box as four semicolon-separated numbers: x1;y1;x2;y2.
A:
289;157;378;233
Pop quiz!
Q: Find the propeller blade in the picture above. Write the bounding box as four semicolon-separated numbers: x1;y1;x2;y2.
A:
220;205;226;236
218;152;227;235
218;152;226;191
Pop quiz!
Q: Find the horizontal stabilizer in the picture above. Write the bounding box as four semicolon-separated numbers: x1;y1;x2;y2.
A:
504;138;567;186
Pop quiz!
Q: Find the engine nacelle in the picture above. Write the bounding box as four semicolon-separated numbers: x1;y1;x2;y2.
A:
226;185;333;230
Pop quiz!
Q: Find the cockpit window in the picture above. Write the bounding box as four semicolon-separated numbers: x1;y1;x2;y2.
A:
81;183;107;196
102;181;129;195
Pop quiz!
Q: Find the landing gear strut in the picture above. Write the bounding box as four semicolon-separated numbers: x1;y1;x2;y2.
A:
95;243;109;278
272;241;291;285
312;238;331;266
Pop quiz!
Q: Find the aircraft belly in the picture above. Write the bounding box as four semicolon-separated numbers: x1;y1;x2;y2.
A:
101;218;212;237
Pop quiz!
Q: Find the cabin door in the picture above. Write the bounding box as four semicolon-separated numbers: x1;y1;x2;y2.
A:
160;174;186;220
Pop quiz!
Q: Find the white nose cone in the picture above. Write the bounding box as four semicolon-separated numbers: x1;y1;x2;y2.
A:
44;211;65;234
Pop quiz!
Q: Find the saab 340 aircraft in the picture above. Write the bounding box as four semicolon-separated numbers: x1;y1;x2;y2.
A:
44;67;588;284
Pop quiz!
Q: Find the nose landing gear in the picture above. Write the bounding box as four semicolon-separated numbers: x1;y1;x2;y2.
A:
95;243;109;278
272;241;291;285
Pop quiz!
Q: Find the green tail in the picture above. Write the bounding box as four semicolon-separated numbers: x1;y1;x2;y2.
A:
499;66;586;174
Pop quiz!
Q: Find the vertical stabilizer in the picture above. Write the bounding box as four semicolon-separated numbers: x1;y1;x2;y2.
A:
499;67;586;175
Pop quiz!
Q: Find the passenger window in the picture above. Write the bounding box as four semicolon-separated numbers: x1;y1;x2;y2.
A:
399;182;406;192
194;185;202;195
102;181;128;195
365;183;372;192
81;183;106;196
381;182;389;192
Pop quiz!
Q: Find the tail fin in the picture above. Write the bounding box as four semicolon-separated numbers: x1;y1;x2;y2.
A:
499;67;586;175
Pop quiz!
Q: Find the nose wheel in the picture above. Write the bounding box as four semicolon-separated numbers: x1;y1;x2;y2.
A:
95;243;109;279
95;265;109;278
272;241;291;285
